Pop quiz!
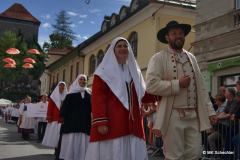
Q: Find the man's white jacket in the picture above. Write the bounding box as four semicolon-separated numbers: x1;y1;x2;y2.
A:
146;48;216;136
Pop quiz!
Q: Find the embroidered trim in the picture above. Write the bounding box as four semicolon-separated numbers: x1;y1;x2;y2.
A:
92;118;108;124
46;116;52;118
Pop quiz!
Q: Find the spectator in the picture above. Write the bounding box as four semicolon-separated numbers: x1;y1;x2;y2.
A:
215;94;226;115
219;86;226;95
207;87;238;159
231;90;240;159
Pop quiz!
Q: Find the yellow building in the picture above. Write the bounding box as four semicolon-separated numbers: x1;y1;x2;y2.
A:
40;0;196;92
82;0;196;88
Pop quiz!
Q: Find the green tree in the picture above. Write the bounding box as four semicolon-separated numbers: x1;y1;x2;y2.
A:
0;30;45;84
0;31;22;83
44;10;76;50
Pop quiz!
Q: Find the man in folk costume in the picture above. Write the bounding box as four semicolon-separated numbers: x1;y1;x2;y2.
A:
85;37;155;160
42;82;67;151
145;21;218;160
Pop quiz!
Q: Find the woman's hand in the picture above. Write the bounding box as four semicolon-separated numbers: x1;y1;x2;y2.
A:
98;125;108;135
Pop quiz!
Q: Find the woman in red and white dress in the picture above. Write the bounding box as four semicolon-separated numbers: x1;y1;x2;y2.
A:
42;82;67;148
85;37;155;160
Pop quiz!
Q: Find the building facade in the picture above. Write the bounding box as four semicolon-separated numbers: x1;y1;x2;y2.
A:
0;3;40;42
40;0;196;93
192;0;240;96
39;48;73;95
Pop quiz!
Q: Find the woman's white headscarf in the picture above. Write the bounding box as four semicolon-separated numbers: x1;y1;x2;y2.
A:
68;74;90;95
94;37;145;110
50;81;68;109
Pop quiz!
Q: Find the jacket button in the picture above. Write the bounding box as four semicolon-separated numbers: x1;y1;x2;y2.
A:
189;90;190;92
172;56;173;58
174;70;176;72
193;77;195;79
174;77;176;79
173;66;176;68
172;60;174;62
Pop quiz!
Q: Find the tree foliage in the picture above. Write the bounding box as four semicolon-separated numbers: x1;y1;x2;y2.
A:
44;10;76;50
0;30;45;82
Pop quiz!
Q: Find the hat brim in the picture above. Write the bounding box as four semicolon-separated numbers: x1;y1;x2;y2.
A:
157;24;191;44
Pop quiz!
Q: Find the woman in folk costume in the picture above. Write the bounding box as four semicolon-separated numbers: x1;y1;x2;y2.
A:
85;37;155;160
42;82;67;149
18;96;35;140
58;74;91;160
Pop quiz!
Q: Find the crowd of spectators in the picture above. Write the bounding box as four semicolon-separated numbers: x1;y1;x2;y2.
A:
203;81;240;160
2;83;40;94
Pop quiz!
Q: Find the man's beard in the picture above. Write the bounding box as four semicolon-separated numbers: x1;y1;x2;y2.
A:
169;37;185;50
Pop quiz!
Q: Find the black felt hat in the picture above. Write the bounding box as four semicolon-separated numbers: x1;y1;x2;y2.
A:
157;20;191;44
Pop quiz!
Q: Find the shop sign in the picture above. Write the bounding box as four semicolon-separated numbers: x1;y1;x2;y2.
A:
208;57;240;71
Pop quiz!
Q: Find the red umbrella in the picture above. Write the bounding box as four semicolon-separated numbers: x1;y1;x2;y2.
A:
22;63;34;68
4;64;16;68
23;58;36;63
6;48;20;54
3;58;16;65
28;49;40;54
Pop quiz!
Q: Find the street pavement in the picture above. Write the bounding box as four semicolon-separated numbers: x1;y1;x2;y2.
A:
0;117;164;160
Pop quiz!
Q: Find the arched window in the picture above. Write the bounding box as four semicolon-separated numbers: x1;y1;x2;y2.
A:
110;15;116;27
89;55;96;74
131;0;139;12
98;50;104;66
129;32;138;57
120;8;126;20
102;21;107;32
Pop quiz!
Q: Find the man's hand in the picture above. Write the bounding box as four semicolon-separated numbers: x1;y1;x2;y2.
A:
98;125;108;135
231;114;235;121
179;75;191;88
152;129;162;137
209;115;218;124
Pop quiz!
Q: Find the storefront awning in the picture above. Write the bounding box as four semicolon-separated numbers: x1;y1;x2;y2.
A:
207;56;240;71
